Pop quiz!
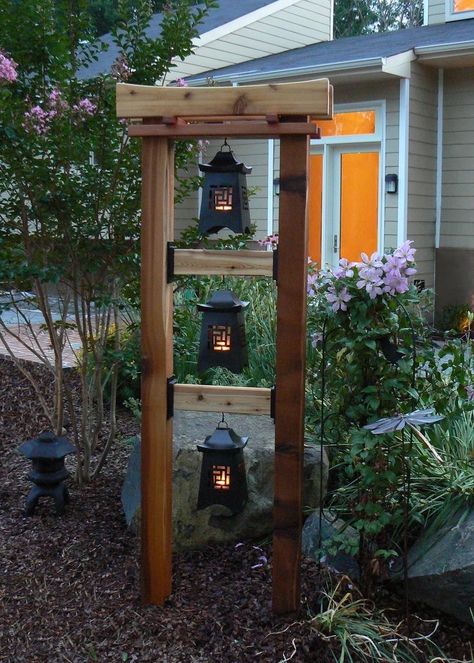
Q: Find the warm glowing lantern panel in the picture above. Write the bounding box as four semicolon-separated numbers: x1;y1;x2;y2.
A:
197;290;249;373
197;423;248;514
198;143;252;235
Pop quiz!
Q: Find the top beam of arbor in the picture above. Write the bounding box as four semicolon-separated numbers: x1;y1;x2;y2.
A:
116;79;332;119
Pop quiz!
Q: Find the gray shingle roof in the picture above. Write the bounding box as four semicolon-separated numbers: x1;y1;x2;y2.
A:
81;1;276;79
183;18;474;83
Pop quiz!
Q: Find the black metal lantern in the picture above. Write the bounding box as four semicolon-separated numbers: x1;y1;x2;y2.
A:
197;289;249;374
197;420;248;514
198;140;252;235
18;431;76;516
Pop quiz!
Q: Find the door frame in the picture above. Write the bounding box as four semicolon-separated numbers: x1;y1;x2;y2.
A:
310;101;386;268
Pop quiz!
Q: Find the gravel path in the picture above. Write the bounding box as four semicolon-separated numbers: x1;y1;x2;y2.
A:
0;356;472;662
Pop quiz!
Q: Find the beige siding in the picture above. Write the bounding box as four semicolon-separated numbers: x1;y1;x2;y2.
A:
427;0;446;24
441;68;474;250
168;0;331;81
407;63;438;288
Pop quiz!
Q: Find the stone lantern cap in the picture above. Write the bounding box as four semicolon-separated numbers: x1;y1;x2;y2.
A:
18;431;76;460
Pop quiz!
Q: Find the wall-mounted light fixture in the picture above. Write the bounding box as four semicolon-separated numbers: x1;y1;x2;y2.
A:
385;174;398;194
273;177;280;197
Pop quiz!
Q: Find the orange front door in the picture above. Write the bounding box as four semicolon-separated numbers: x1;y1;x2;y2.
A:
309;148;379;267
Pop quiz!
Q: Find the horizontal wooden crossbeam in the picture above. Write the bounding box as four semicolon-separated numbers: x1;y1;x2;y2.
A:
173;249;274;277
128;122;320;138
117;79;332;118
174;384;272;416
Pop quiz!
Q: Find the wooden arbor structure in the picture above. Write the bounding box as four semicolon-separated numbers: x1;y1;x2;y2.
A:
116;79;333;615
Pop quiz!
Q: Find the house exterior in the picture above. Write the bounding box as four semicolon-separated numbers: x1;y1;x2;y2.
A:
171;0;474;317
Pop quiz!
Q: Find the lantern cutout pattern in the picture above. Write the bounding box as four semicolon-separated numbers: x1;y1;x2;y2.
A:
198;140;252;235
197;289;249;374
197;419;248;514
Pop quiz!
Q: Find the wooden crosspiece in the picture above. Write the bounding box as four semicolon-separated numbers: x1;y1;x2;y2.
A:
117;79;333;614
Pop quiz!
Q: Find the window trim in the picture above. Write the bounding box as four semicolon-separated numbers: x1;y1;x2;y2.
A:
446;0;474;22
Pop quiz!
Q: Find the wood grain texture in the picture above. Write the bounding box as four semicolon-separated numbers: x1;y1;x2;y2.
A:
141;135;174;605
174;249;274;277
128;122;320;138
117;79;332;118
174;384;272;416
272;131;309;615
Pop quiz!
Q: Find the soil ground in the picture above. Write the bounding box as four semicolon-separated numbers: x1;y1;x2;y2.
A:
0;356;473;662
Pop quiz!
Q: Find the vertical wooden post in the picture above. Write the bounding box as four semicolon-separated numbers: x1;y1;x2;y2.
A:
141;136;175;604
272;132;309;614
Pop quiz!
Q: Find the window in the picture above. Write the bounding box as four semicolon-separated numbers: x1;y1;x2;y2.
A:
316;111;376;137
448;0;474;19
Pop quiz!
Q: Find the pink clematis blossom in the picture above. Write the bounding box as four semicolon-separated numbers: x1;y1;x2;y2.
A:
334;258;354;279
383;270;409;295
394;240;416;262
360;251;383;270
326;286;352;312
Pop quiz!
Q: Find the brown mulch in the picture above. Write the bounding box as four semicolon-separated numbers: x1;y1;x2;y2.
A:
0;356;473;663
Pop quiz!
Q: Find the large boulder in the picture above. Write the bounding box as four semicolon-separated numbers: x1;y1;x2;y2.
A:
121;410;328;550
404;510;474;624
302;511;360;578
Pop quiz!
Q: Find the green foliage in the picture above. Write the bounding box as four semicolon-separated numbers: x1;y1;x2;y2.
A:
310;576;443;662
334;0;423;38
438;303;474;334
410;411;474;533
0;0;217;480
306;245;474;588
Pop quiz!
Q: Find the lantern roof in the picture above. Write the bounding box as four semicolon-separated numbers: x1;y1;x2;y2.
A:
197;289;249;313
18;431;77;460
199;148;252;175
197;423;249;452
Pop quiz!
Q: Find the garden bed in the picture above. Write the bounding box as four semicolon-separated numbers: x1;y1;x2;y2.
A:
0;356;472;662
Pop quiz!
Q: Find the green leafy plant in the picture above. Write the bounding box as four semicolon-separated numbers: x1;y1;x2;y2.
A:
309;576;444;663
0;0;216;481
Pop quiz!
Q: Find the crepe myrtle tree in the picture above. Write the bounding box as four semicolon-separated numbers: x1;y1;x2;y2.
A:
0;0;216;482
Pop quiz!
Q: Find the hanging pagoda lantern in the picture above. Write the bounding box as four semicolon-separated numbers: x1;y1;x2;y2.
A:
197;419;248;514
197;289;249;374
198;139;252;235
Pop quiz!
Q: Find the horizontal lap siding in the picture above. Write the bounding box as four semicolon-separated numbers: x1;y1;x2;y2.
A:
441;68;474;249
170;0;331;81
408;63;438;287
428;0;446;24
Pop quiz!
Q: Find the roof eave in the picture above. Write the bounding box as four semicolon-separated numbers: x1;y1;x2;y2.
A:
187;52;414;87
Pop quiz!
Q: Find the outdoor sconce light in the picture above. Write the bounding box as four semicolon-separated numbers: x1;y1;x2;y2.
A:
385;174;398;194
198;139;252;235
197;289;249;374
18;431;76;516
197;418;248;514
273;177;280;196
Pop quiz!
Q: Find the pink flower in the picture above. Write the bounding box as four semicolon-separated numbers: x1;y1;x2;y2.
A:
111;55;132;81
47;88;68;116
334;258;354;279
357;268;384;299
23;105;51;135
73;98;97;116
307;272;319;297
258;233;279;250
360;251;383;270
383;270;409;295
326;286;352;312
0;51;18;83
176;78;188;87
394;240;416;262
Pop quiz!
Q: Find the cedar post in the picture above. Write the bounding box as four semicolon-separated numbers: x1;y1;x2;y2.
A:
272;132;309;614
141;136;175;604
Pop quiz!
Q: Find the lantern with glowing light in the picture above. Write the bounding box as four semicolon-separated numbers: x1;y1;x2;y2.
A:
197;420;248;514
197;290;249;374
198;140;252;235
